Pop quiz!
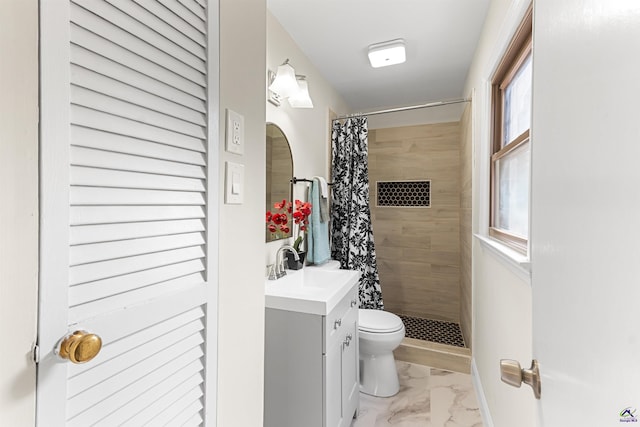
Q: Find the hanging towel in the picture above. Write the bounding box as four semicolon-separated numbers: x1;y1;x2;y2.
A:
314;176;329;198
307;178;331;265
313;176;330;223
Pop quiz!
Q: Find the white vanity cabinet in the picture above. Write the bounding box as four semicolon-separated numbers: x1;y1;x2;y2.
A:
264;281;359;427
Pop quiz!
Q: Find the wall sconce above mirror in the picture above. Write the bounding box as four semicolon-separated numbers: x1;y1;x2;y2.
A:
288;76;313;108
268;59;314;108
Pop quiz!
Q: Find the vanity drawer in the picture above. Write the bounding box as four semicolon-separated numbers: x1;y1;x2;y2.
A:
324;284;358;353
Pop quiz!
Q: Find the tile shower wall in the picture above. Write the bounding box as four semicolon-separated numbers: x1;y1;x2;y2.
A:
369;122;461;322
459;104;473;349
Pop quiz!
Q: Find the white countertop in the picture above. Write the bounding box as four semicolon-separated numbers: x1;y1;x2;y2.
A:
265;267;361;315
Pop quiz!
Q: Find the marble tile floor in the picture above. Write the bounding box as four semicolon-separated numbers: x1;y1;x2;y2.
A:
351;361;483;427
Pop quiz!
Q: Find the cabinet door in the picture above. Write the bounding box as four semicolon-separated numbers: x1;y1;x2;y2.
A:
325;338;343;427
340;311;359;425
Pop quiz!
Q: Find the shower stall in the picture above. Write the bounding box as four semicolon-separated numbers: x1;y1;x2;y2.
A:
365;104;473;372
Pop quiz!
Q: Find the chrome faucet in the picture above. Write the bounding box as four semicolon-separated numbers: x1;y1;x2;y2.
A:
273;245;299;279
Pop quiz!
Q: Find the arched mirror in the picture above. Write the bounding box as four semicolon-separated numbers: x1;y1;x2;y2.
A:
266;123;293;242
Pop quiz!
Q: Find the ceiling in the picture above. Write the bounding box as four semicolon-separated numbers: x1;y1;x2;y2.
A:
267;0;491;112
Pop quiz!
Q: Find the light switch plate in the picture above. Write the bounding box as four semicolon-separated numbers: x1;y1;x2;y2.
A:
225;109;244;155
225;161;244;204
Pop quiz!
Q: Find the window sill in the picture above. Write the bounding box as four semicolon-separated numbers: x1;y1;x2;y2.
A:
474;234;531;284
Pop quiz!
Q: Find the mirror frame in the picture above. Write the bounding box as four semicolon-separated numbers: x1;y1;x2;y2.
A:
266;123;294;242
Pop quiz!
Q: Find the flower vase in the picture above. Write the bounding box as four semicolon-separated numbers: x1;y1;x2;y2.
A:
286;251;306;270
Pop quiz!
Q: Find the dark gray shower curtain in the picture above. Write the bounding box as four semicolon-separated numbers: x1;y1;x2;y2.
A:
331;117;384;309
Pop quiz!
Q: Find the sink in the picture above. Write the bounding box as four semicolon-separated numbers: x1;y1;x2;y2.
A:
265;266;360;315
278;268;344;288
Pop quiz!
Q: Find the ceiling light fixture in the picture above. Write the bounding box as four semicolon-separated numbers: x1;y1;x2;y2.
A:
288;75;313;108
368;39;406;68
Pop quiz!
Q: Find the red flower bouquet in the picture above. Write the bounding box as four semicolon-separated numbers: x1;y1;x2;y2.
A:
266;199;292;238
292;199;312;252
265;199;312;251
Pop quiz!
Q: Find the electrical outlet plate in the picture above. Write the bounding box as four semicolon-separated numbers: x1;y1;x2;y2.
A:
225;109;244;155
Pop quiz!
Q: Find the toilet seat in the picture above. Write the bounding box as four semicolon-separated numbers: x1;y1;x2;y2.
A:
358;309;404;333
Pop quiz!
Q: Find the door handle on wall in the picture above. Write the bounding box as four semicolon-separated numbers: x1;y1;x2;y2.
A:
500;359;541;399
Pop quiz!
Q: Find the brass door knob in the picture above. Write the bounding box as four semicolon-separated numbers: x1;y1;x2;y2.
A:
57;330;102;364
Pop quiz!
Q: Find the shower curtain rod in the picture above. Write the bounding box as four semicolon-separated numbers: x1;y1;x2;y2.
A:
334;98;470;120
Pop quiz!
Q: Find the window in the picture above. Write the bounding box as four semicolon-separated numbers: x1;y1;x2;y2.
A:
490;7;532;254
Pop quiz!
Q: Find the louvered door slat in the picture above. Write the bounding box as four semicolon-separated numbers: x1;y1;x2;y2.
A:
178;0;206;21
68;306;205;377
69;246;205;285
71;127;206;166
71;146;205;178
67;346;204;425
69;260;205;306
71;166;205;191
68;325;204;396
70;232;204;265
71;187;205;206
104;0;206;60
158;0;206;34
71;66;206;126
79;284;206;345
38;0;211;424
133;0;206;47
70;219;205;245
71;40;206;106
70;86;205;139
71;86;206;138
72;106;205;152
107;382;205;427
184;412;205;427
159;389;205;426
69;272;205;321
71;205;205;225
118;372;204;427
71;2;206;84
74;0;206;71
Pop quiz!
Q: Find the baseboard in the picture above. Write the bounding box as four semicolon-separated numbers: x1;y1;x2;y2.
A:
471;357;494;427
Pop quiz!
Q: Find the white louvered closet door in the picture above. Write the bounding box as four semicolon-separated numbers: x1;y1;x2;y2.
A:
37;1;217;426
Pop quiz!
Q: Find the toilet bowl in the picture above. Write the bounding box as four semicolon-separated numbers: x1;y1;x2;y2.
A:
309;261;405;397
358;309;405;397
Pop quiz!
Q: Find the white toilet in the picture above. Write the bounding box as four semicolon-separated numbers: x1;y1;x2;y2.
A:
309;260;405;398
358;309;405;397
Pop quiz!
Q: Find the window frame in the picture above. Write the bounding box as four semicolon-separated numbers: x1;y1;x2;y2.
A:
489;7;533;254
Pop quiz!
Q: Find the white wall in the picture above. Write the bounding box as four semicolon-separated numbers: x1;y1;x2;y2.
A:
217;1;267;425
265;12;349;265
0;1;39;426
464;0;535;425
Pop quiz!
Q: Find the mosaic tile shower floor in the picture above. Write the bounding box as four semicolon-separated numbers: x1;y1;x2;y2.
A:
398;315;466;348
